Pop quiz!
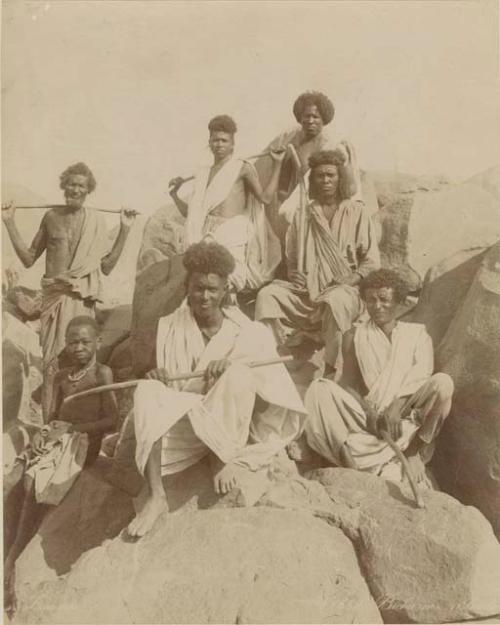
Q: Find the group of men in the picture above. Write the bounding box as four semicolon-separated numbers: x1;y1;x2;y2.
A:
3;91;454;566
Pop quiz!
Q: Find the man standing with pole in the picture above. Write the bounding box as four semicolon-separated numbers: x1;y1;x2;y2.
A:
2;162;136;417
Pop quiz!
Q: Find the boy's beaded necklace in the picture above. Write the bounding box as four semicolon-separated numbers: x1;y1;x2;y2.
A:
68;356;96;384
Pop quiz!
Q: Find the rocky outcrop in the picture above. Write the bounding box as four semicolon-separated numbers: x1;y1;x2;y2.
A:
375;179;500;291
467;165;500;202
308;468;500;624
432;241;500;538
136;203;185;273
14;462;381;625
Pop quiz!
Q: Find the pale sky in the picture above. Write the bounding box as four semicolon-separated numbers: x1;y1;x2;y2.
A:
2;0;500;216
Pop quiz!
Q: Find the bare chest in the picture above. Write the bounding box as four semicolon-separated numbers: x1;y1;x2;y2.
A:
46;213;85;258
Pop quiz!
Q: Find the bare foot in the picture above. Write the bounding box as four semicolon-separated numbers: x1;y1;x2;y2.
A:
127;494;167;538
210;455;241;495
406;452;427;484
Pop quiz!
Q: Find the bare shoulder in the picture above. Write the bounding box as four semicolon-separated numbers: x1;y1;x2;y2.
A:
95;363;114;384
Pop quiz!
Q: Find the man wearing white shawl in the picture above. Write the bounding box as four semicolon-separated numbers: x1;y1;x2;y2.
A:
128;241;306;537
305;269;454;483
255;150;380;375
2;162;136;417
168;115;285;291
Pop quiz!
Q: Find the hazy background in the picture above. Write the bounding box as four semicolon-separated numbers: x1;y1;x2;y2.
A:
1;0;499;293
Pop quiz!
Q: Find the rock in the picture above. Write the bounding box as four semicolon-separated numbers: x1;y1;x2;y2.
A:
136;203;185;273
375;178;500;291
15;507;381;625
467;165;500;202
95;304;132;364
129;254;187;376
308;468;500;624
433;240;500;538
370;170;449;210
407;246;488;345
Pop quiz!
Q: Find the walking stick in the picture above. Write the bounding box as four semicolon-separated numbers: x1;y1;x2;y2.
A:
288;144;307;274
167;149;285;188
5;205;141;216
62;355;293;405
380;430;426;509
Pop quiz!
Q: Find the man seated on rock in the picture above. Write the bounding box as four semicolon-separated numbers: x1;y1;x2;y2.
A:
304;269;454;483
255;149;380;375
127;241;305;538
4;315;118;615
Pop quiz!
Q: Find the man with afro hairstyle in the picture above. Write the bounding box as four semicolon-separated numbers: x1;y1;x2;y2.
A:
305;269;453;484
256;149;380;375
169;115;286;291
254;91;362;254
2;163;136;417
126;241;305;538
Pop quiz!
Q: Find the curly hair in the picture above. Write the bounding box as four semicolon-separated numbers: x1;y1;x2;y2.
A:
183;241;235;279
308;150;346;201
359;269;408;303
293;91;335;125
59;162;96;193
65;315;99;337
208;115;237;135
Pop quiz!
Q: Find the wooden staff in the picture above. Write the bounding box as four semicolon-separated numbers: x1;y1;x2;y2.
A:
5;205;141;216
288;144;307;273
380;430;426;509
167;149;284;188
62;355;293;405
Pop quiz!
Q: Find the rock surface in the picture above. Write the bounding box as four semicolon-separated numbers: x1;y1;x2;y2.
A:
375;179;500;291
14;474;381;625
308;468;500;624
467;165;500;202
433;241;500;538
136;203;185;273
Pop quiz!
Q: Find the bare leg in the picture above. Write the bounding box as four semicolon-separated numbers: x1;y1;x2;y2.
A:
323;312;342;373
404;436;427;484
4;478;46;616
127;439;167;538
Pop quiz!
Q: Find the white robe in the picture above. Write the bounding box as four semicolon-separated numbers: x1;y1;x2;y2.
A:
134;302;306;476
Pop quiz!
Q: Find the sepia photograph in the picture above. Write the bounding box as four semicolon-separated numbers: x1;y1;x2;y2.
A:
2;1;500;623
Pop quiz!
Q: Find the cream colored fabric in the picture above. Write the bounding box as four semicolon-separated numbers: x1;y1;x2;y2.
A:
134;303;306;476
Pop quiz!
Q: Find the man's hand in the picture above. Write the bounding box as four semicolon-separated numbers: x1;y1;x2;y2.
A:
146;368;171;386
204;359;230;392
380;403;403;441
120;207;137;229
289;269;307;290
168;176;185;194
2;201;16;223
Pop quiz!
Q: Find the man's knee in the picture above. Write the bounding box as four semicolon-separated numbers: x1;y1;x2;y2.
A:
429;373;454;401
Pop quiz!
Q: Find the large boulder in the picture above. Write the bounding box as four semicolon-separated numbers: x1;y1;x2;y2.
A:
308;468;500;624
467;165;500;203
14;477;381;624
433;240;500;537
129;254;187;376
136;203;185;273
373;176;500;291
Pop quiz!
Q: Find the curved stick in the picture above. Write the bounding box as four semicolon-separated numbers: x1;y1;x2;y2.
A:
62;355;293;405
381;430;426;508
9;205;140;216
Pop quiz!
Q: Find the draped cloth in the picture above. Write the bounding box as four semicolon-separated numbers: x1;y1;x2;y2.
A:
40;208;110;368
184;156;280;290
133;302;306;476
39;209;110;416
255;200;380;357
305;320;453;476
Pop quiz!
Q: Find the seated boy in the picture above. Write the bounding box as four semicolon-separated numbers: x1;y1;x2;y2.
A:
4;315;118;616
